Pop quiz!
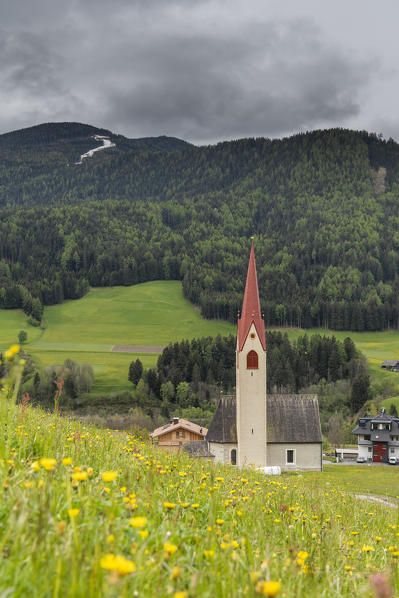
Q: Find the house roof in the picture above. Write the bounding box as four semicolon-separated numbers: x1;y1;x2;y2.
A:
382;360;399;367
352;411;399;436
150;418;207;439
237;239;266;352
206;394;322;444
183;441;215;458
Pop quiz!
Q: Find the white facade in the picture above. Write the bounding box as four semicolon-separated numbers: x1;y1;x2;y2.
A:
236;322;267;468
267;443;322;471
208;442;237;464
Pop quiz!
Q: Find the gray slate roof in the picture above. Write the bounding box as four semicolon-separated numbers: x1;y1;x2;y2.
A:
183;441;215;458
206;394;322;444
206;396;237;443
352;412;399;436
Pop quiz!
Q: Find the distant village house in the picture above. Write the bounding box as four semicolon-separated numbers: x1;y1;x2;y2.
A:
150;417;207;453
352;408;399;464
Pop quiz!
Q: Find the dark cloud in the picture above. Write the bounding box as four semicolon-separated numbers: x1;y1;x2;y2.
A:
0;1;382;142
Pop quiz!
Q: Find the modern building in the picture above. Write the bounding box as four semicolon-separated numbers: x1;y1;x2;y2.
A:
150;417;208;453
205;239;323;471
352;408;399;463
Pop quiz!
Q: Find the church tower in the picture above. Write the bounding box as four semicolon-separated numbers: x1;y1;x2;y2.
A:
236;238;267;467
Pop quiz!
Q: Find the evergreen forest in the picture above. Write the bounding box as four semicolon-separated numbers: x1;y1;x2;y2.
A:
2;123;399;330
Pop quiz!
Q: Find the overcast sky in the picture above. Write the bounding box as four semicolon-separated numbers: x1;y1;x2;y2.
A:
1;0;398;144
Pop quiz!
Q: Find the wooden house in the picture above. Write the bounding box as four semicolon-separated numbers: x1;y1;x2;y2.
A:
150;417;208;453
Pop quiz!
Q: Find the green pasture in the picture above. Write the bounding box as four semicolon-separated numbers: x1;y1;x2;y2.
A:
0;281;235;394
306;464;399;498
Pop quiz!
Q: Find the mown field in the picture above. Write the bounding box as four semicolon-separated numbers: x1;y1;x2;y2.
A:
2;281;399;396
1;354;399;598
0;281;235;393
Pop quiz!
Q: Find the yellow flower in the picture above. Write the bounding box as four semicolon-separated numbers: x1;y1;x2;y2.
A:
164;502;176;510
204;550;215;558
129;516;147;528
375;536;382;542
37;479;44;488
62;458;73;466
107;535;115;543
164;542;178;556
361;545;374;552
71;471;89;482
39;458;57;471
174;592;187;598
170;566;182;580
100;554;136;575
31;461;40;472
216;518;224;525
139;530;149;539
102;471;118;482
4;344;20;359
255;580;281;596
68;509;80;518
191;503;199;509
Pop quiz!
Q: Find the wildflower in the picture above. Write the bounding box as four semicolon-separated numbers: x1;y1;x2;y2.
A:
255;580;281;596
139;530;149;539
296;551;309;566
100;554;136;575
361;546;374;552
375;536;382;542
71;471;89;482
164;502;176;510
102;471;118;482
4;345;20;359
107;535;115;543
62;458;73;466
39;458;57;471
204;550;215;558
129;516;147;528
68;509;80;518
191;503;199;509
31;461;40;472
170;566;182;580
216;518;224;525
164;542;178;557
37;479;44;488
174;592;187;598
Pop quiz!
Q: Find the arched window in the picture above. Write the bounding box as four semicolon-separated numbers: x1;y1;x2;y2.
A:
231;449;237;465
247;350;258;369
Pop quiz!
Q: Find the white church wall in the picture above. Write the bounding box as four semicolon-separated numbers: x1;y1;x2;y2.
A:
267;443;322;471
208;442;237;464
236;322;267;468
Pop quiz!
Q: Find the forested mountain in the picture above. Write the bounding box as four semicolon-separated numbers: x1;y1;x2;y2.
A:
1;123;399;331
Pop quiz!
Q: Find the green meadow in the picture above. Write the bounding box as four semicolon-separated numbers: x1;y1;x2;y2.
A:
0;281;235;393
2;281;399;396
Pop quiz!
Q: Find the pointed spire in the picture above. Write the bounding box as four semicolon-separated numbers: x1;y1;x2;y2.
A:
237;238;266;351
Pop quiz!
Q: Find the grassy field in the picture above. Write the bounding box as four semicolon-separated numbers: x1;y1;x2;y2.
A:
3;283;399;395
0;282;235;393
307;464;399;498
1;356;399;597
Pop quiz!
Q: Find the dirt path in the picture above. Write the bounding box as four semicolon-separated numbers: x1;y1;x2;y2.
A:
112;345;165;353
354;494;397;508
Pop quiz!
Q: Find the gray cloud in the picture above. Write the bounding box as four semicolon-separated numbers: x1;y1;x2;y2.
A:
0;1;385;143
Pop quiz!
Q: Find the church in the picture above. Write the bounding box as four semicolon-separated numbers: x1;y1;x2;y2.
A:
205;239;323;471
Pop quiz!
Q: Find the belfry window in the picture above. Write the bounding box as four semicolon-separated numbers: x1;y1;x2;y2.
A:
247;350;258;369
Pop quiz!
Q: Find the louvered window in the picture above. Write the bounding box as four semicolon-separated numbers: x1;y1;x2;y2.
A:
247;350;258;369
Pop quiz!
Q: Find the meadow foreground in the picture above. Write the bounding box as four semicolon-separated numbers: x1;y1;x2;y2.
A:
1;350;399;597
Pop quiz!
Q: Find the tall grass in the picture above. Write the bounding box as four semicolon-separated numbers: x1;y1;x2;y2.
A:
1;349;399;597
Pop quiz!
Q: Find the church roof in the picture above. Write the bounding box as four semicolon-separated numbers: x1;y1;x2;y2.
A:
206;395;237;443
237;239;266;351
206;394;322;444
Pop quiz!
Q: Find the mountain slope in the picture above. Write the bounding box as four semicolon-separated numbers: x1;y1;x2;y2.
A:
1;125;399;331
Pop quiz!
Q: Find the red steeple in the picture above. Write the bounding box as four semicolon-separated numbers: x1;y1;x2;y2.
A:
237;238;266;351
